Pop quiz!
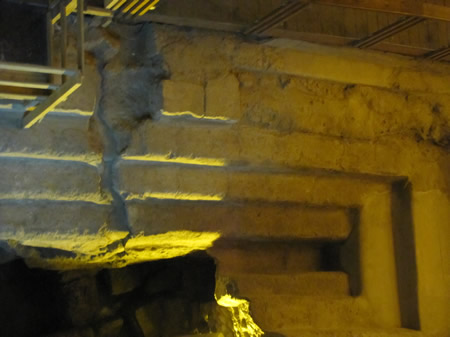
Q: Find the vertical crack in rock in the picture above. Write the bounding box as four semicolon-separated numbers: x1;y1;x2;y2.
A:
94;61;131;234
90;23;167;235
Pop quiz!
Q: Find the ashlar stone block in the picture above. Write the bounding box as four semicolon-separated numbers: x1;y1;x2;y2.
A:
161;80;204;118
205;74;241;121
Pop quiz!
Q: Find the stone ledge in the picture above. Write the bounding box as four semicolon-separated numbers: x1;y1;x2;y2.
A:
0;158;105;201
221;272;350;297
0;200;113;234
208;241;321;275
117;162;388;206
154;24;450;95
249;295;373;330
127;199;351;241
0;115;102;165
125;121;447;191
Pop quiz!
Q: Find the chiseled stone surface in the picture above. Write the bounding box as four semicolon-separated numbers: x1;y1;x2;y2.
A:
249;295;374;330
206;73;241;121
208;242;322;275
127;200;351;240
161;80;205;117
0;159;103;201
221;272;351;297
0;201;112;234
0;114;102;164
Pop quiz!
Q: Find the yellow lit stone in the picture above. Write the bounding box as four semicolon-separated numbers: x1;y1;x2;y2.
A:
216;294;264;337
125;191;223;202
0;230;220;269
122;153;227;167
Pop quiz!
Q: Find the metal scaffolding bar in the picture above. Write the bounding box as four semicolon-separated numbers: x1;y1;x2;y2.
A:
77;0;85;73
0;62;76;75
22;74;82;128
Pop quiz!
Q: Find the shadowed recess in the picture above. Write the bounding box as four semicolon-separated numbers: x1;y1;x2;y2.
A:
391;180;420;330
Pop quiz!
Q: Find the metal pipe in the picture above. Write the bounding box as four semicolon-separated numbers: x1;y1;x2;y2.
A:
77;0;85;73
60;0;67;70
0;62;76;75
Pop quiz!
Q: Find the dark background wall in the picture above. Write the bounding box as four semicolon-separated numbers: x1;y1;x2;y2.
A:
0;0;48;64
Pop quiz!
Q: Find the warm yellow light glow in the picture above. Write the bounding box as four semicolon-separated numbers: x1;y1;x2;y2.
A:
0;229;128;256
139;0;160;15
126;191;223;202
50;108;93;117
125;231;220;250
1;230;220;270
0;192;111;205
122;153;226;167
216;294;247;307
216;295;264;337
161;110;233;122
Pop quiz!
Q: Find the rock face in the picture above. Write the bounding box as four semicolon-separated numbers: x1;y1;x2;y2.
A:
0;21;449;337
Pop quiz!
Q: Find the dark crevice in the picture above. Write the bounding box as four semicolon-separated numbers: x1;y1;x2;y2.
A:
391;180;420;330
94;59;131;233
0;252;217;337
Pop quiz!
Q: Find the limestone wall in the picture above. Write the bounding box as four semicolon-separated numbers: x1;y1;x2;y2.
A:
0;22;448;337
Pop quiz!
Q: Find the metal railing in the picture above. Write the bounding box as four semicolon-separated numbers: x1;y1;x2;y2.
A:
0;0;85;128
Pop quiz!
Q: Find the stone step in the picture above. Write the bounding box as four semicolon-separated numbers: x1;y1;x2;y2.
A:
0;200;112;235
127;199;351;241
223;272;350;297
0;114;102;165
269;328;424;337
247;295;374;331
117;162;382;207
124;121;399;180
208;241;323;274
0;157;106;203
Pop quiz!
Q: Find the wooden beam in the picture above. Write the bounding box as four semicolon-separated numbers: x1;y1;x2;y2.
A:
244;1;311;36
22;74;82;128
316;0;450;22
353;16;425;49
425;47;450;61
